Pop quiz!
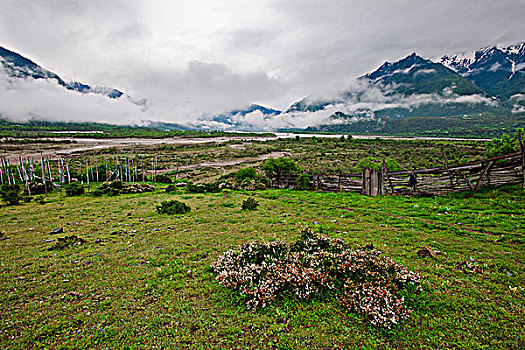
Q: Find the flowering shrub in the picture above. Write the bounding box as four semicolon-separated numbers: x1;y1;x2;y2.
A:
212;228;421;329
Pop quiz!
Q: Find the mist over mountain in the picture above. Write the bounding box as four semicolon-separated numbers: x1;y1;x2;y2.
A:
0;43;523;134
286;43;524;135
287;52;502;119
0;46;128;100
192;104;281;131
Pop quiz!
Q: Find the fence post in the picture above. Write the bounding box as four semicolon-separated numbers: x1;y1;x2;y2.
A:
519;130;525;188
442;150;455;191
41;154;47;193
469;160;495;197
370;168;379;196
66;159;71;184
379;159;386;196
362;168;371;195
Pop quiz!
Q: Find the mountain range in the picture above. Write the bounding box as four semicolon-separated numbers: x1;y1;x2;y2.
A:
285;43;524;136
1;43;524;136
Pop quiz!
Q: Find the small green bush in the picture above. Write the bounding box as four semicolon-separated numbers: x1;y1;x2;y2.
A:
155;174;173;184
21;196;33;203
165;184;178;193
241;197;259;211
34;195;46;204
295;173;311;191
47;235;86;251
25;181;47;195
235;167;257;181
187;182;221;193
91;188;105;197
108;188;120;196
486;128;523;157
156;200;191;215
356;157;401;172
0;184;21;205
108;180;123;190
65;183;84;196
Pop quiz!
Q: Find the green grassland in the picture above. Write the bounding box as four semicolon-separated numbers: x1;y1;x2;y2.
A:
1;184;524;349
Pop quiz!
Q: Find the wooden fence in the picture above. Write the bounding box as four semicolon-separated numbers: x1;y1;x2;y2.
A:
273;152;525;196
384;152;524;196
2;145;524;197
0;155;159;195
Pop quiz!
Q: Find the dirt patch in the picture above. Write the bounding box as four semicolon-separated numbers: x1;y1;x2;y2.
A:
155;151;290;174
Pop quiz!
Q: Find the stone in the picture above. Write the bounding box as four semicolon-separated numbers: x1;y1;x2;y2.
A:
51;228;64;235
417;247;437;259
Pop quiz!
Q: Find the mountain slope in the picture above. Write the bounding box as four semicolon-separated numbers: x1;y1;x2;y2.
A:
0;46;68;87
366;52;484;96
287;52;498;119
441;43;525;101
0;46;124;100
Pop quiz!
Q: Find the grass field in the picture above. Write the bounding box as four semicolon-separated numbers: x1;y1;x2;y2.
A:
1;183;524;349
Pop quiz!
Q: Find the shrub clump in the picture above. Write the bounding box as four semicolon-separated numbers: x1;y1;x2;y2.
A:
92;181;154;196
47;235;86;251
486;128;523;157
25;181;49;195
165;184;178;193
294;173;311;191
34;195;46;204
241;197;259;211
65;183;84;196
0;184;21;205
212;228;421;329
156;199;191;215
186;182;221;193
155;174;173;184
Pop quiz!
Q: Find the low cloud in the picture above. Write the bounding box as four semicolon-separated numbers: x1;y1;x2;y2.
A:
0;62;286;127
122;60;286;124
0;68;148;125
189;78;500;130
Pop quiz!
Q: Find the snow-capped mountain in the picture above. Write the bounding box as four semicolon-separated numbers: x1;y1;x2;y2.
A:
441;43;525;74
0;46;126;100
440;43;525;101
287;52;490;118
364;52;483;96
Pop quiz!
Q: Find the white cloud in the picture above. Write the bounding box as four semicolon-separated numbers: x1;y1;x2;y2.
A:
0;0;523;126
0;68;148;124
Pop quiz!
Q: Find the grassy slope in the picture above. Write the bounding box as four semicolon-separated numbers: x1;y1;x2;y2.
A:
1;186;524;349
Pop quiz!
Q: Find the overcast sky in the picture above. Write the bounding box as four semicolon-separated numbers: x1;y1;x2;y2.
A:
0;0;524;125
